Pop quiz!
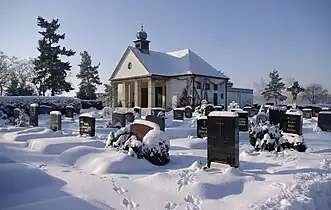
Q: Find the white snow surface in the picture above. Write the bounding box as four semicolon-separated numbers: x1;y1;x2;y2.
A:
0;108;330;210
132;119;160;130
286;108;303;116
50;111;61;116
209;111;239;117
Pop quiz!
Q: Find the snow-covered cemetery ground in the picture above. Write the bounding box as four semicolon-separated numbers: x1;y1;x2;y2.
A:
0;106;331;210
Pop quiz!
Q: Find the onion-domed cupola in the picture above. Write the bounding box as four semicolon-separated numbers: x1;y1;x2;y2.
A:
133;24;150;54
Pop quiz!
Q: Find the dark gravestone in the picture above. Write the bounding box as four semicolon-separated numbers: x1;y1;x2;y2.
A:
302;108;312;119
281;110;303;135
50;111;62;131
207;111;239;168
204;105;215;116
243;106;256;117
125;112;135;123
112;112;126;128
214;106;223;111
134;107;141;118
318;111;331;132
79;115;96;137
130;120;157;141
197;117;208;138
184;106;193;118
146;115;165;131
269;107;286;126
151;108;165;117
173;108;184;120
237;111;249;132
65;106;75;118
39;105;51;115
29;104;39;127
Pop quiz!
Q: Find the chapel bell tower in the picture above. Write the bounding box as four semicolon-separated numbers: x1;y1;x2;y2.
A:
133;24;150;54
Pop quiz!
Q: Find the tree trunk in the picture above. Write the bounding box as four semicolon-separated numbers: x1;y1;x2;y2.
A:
0;86;3;96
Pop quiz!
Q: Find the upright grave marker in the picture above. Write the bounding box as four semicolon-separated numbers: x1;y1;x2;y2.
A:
318;111;331;132
133;106;142;118
50;111;62;131
214;106;224;111
207;111;239;168
236;110;249;132
79;113;96;137
151;108;165;117
197;116;208;138
29;103;39;127
39;105;51;115
302;108;312;119
184;106;193;118
268;106;286;126
65;105;75;118
204;105;215;116
146;115;165;131
282;109;303;135
173;108;184;120
125;112;135;123
112;112;126;128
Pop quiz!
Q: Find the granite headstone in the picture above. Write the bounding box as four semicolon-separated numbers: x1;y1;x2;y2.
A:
29;103;39;127
173;108;184;120
79;115;96;137
145;115;165;131
317;111;331;132
197;117;208;138
50;111;62;131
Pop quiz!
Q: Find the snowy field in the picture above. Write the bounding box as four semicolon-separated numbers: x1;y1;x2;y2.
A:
0;111;330;210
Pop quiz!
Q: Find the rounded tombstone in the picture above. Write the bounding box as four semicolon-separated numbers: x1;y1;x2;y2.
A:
184;106;193;118
29;103;39;127
79;112;96;137
65;105;75;118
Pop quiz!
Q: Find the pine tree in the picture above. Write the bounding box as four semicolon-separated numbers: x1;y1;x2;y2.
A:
76;51;102;100
261;69;287;105
104;84;113;106
33;16;75;96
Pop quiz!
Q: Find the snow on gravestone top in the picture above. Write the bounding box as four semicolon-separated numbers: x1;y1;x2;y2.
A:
231;108;248;114
269;106;287;111
30;103;38;107
197;116;207;120
185;106;192;109
50;111;61;115
286;108;303;116
303;108;312;111
66;105;75;109
209;111;239;117
174;107;185;111
319;111;331;114
79;112;95;118
322;107;330;111
132;119;160;130
151;107;165;111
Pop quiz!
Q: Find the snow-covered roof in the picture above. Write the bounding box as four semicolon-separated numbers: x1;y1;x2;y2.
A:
126;46;228;79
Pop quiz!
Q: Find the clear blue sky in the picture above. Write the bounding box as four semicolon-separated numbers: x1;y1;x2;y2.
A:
1;0;330;96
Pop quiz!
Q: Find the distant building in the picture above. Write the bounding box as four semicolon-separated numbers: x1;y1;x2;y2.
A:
109;25;253;110
227;82;253;108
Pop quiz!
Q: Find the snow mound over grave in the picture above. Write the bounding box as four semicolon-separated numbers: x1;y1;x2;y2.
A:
27;136;105;154
2;127;76;142
58;146;156;174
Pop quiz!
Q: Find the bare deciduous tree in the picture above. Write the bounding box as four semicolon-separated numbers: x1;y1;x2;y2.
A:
301;83;329;104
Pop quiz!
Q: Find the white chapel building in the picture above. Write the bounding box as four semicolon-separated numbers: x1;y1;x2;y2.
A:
109;26;252;111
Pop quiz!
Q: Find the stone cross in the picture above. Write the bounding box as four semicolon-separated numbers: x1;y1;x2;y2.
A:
286;81;304;108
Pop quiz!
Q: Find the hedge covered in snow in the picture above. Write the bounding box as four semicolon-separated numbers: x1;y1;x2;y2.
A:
81;100;103;110
0;96;81;119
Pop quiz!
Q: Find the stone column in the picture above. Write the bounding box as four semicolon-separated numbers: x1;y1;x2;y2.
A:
122;82;126;107
112;83;118;108
134;80;140;107
162;80;166;108
148;78;155;108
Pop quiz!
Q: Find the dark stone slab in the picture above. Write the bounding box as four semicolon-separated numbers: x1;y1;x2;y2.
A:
29;104;38;127
151;108;165;117
146;115;165;131
214;106;224;111
39;105;51;115
318;111;331;132
79;115;96;137
173;109;184;120
134;107;141;118
281;110;302;135
207;111;239;168
112;112;126;128
269;107;286;126
237;111;249;132
197;117;208;138
125;112;135;123
65;106;75;118
50;112;61;131
204;105;215;116
184;106;193;118
130;120;155;140
302;108;312;119
243;106;257;117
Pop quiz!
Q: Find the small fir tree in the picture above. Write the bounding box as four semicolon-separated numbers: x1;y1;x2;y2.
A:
33;16;75;96
76;51;102;100
261;70;287;105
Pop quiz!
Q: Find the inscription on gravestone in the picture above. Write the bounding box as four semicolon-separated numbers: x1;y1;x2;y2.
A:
317;111;331;132
197;117;208;138
79;115;96;137
281;112;302;135
112;112;126;128
29;104;39;127
207;111;239;168
50;111;62;131
173;108;184;120
145;115;165;131
237;111;249;132
184;106;193;118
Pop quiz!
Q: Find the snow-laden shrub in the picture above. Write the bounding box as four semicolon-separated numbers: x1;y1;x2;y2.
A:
228;101;240;111
81;100;103;110
14;110;30;127
112;125;131;148
281;133;307;152
124;135;143;158
249;122;283;152
142;129;170;166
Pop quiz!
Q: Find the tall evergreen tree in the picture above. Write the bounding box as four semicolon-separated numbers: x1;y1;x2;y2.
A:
33;16;75;96
76;51;102;100
104;84;113;106
261;69;287;105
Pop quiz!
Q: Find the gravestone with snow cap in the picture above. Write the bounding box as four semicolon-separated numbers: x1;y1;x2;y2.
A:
204;105;215;116
133;106;141;118
207;111;239;168
184;106;193;118
268;106;287;126
112;112;126;128
79;113;95;137
235;110;249;132
214;105;224;111
302;108;312;119
151;108;165;117
65;105;75;118
50;111;62;131
173;108;184;120
197;116;208;138
125;112;134;123
281;109;303;135
318;111;331;132
146;115;165;131
29;103;39;127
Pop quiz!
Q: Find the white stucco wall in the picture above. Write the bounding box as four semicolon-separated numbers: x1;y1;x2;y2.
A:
228;87;253;108
112;50;150;79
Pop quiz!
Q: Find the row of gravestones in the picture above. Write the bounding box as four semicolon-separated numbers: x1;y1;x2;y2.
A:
173;106;193;120
197;109;249;138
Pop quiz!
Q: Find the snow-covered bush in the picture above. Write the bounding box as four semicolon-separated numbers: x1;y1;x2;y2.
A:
81;100;103;110
14;109;29;127
281;133;307;152
141;129;170;166
249;122;284;152
228;101;240;111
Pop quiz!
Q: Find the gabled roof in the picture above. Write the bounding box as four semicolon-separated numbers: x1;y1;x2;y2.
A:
129;46;229;79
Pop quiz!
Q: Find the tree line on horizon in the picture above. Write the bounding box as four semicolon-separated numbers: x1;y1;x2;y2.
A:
0;16;107;101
